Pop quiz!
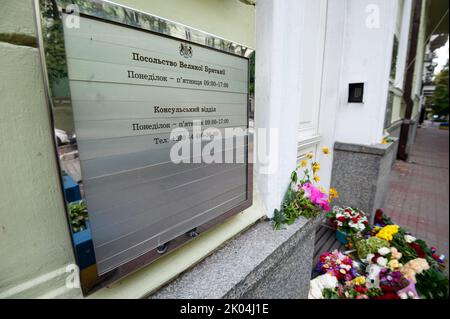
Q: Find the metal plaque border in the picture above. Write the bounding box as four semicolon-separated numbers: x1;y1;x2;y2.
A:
33;0;254;296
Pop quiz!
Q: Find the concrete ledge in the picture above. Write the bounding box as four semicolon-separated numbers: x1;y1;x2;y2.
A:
150;216;322;299
331;139;398;222
334;141;395;156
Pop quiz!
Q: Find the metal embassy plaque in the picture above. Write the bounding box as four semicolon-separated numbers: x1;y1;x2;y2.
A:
35;0;254;294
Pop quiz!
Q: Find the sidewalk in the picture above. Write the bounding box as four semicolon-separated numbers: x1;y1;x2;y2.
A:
384;126;449;262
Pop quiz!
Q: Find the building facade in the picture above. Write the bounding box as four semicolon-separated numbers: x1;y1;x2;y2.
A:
0;0;447;298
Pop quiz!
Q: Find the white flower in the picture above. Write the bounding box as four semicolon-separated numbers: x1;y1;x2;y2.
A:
399;292;408;299
378;247;391;256
366;254;375;263
404;235;417;243
377;257;388;267
408;292;415;298
308;273;338;299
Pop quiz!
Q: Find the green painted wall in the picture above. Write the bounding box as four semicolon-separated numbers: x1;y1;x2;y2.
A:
0;0;257;298
0;0;77;298
117;0;255;48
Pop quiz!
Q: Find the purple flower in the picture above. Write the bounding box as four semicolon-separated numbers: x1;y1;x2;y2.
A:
380;269;409;291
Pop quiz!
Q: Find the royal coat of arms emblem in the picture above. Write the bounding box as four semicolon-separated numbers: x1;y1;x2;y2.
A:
179;43;193;58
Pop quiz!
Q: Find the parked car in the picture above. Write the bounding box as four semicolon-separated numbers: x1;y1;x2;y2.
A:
55;128;70;146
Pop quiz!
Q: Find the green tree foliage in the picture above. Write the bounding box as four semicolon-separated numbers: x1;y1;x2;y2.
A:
40;0;67;94
432;60;449;117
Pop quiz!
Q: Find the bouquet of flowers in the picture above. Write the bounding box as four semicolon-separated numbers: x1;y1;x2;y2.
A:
311;209;449;299
315;250;358;282
273;148;339;229
325;283;370;299
322;278;384;299
327;206;369;236
379;268;410;293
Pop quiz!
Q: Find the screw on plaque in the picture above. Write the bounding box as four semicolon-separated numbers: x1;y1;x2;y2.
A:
156;242;169;254
186;228;199;238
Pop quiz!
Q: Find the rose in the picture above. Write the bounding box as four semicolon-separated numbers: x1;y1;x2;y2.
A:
388;259;402;271
390;247;402;260
354;285;368;294
409;243;426;258
377;257;388;267
400;258;430;282
371;253;381;264
378;247;391;256
375;292;400;299
380;285;397;294
404;235;416;243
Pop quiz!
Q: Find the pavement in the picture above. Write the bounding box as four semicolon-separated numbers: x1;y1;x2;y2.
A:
384;126;449;263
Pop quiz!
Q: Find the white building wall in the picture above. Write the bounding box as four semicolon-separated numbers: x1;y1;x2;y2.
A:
315;0;348;193
254;0;402;215
395;0;413;90
296;0;330;190
334;0;399;145
255;0;304;217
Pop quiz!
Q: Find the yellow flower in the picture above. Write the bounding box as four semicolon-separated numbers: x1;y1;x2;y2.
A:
329;188;339;199
322;147;330;155
388;259;401;271
376;225;400;242
306;152;314;160
312;162;321;173
381;138;389;145
313;174;320;182
300;159;308;168
353;276;366;286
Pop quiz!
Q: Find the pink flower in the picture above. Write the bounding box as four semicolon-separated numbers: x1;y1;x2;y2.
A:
301;183;330;211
